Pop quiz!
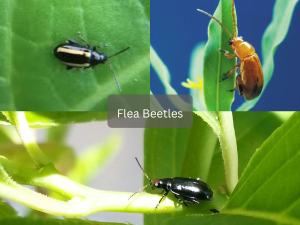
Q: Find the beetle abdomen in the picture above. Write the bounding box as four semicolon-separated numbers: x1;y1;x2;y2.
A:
54;45;91;67
169;177;213;202
240;54;264;100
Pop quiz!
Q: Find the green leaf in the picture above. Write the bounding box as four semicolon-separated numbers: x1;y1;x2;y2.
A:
0;200;17;218
0;112;107;128
188;42;206;111
237;0;299;111
163;214;278;225
0;218;129;225
68;133;121;184
202;0;236;111
180;115;217;182
47;125;69;144
0;0;150;110
0;126;18;144
207;111;288;210
223;112;300;224
233;112;289;174
0;143;76;174
150;46;178;95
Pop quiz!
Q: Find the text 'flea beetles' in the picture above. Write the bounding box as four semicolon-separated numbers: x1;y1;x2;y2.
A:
129;157;213;209
53;32;130;92
198;0;264;100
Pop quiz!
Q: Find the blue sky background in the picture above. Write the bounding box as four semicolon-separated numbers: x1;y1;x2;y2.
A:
151;0;300;111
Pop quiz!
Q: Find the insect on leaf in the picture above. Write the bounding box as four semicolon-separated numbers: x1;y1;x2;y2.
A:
0;0;149;110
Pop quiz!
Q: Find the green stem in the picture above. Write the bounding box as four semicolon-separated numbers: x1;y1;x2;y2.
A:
218;112;238;195
0;157;181;217
3;111;51;167
194;111;220;135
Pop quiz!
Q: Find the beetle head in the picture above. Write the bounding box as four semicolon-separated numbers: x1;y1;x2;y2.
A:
228;36;244;49
92;52;107;65
152;179;163;190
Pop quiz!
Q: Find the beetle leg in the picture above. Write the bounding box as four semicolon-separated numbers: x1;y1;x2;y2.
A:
220;61;241;82
66;65;73;70
93;44;109;51
210;209;220;213
77;32;90;48
218;49;237;58
174;195;189;208
155;190;169;209
67;39;78;45
227;87;236;92
185;199;200;204
235;74;244;96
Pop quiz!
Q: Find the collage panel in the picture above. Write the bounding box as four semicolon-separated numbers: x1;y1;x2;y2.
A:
0;111;300;225
1;0;300;225
151;0;300;111
0;0;150;111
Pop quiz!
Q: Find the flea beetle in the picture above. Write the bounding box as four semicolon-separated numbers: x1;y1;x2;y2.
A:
129;158;213;209
198;0;264;100
53;32;130;92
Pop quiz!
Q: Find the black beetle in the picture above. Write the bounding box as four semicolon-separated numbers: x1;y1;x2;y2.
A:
129;158;213;209
53;32;130;92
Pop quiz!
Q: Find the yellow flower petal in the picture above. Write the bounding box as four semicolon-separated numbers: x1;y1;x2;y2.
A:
181;76;203;90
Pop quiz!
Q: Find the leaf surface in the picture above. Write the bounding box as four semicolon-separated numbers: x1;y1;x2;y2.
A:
0;0;150;110
223;112;300;225
202;0;236;111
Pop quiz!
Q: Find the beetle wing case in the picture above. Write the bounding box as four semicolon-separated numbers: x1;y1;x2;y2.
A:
54;44;92;67
169;177;213;202
239;54;264;100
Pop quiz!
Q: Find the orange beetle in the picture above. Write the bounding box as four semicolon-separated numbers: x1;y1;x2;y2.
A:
198;0;263;100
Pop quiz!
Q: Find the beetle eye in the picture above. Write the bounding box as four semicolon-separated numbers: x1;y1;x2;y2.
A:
228;40;233;45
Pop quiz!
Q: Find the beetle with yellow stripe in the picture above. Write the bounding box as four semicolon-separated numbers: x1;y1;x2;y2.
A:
53;32;130;92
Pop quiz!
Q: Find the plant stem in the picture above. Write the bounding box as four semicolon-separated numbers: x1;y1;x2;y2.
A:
3;111;51;167
0;157;181;217
218;112;238;195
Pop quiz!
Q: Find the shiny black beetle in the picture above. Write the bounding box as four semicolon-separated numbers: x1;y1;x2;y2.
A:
53;32;130;92
129;158;213;209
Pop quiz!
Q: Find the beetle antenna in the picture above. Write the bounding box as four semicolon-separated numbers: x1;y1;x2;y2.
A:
128;158;153;200
128;184;150;200
106;60;122;92
108;47;130;59
197;9;233;39
232;0;237;37
135;157;152;183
